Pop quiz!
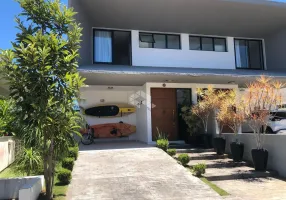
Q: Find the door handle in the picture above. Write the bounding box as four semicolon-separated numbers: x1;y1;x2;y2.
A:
173;109;175;124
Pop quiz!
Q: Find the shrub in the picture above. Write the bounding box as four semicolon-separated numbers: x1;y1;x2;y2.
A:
192;163;206;177
167;149;176;157
14;147;42;176
57;168;72;184
68;147;79;160
156;127;168;140
156;139;169;152
62;157;75;171
178;153;190;166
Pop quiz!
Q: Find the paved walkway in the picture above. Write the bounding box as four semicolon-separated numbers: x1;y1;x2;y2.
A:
67;142;222;200
186;151;286;200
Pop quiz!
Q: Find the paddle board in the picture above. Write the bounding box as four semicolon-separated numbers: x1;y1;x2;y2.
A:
81;122;136;138
84;103;136;118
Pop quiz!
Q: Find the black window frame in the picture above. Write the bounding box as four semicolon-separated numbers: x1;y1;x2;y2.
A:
234;38;264;70
189;36;227;52
93;28;132;65
139;32;181;50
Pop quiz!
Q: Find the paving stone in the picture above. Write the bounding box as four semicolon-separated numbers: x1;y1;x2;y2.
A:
67;142;222;200
185;149;286;200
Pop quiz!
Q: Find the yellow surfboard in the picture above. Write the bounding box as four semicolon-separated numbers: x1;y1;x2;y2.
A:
84;103;136;118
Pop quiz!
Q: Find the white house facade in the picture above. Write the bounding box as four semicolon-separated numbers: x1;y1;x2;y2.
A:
70;0;286;144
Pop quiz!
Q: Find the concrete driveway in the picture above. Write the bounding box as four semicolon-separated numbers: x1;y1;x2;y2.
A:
67;142;221;200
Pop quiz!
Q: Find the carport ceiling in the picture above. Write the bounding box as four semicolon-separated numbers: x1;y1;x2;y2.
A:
77;0;286;37
79;72;286;88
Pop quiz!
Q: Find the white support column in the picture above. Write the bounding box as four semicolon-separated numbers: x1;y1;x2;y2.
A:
191;86;197;104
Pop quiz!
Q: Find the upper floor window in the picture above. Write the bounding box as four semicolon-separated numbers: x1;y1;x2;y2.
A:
139;32;181;49
234;39;264;70
189;36;227;52
93;29;131;65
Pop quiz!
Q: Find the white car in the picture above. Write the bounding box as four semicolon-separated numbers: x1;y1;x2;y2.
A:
242;110;286;134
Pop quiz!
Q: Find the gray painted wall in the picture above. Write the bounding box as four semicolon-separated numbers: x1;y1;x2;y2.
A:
72;1;93;66
265;29;286;71
71;0;286;72
224;133;286;177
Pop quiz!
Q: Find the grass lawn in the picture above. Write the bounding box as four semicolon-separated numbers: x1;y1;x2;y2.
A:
0;164;69;200
200;177;230;196
0;165;24;178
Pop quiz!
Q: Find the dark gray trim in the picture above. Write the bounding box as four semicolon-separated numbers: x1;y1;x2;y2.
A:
189;35;227;52
139;32;181;50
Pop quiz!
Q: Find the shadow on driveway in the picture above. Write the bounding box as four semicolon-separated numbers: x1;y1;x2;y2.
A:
79;141;153;151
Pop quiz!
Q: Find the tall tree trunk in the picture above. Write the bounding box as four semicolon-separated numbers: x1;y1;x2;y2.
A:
44;137;55;200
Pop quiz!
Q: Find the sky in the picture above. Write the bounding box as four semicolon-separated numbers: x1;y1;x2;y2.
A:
0;0;68;50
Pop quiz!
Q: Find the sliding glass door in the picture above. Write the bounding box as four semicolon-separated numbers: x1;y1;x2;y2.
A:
93;29;131;65
234;39;264;70
176;89;192;140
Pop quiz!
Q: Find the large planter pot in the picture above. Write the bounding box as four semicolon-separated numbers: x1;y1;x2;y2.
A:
185;134;201;147
230;142;244;162
213;137;226;155
251;149;268;171
201;134;212;149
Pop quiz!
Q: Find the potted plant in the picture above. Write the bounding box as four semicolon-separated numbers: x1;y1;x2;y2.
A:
242;76;284;171
181;106;203;147
212;90;229;155
192;88;214;148
215;101;228;155
223;90;245;162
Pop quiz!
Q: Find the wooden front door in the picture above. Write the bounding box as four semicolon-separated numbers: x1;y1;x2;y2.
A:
151;88;178;141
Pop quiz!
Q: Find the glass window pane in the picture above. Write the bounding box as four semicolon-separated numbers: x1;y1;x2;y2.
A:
249;41;263;69
139;41;153;48
176;89;192;140
201;37;214;51
235;40;249;68
94;30;112;63
214;38;226;52
139;33;154;43
189;36;201;50
113;31;131;65
153;34;166;49
167;35;180;49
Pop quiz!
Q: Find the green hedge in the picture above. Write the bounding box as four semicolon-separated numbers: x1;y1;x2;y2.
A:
167;149;176;157
57;168;72;184
156;139;169;152
192;163;206;177
62;157;75;171
68;147;79;160
178;153;190;166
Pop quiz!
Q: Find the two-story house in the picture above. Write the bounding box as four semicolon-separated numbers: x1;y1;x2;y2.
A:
70;0;286;144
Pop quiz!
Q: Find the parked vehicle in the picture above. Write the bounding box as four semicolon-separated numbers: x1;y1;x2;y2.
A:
242;110;286;134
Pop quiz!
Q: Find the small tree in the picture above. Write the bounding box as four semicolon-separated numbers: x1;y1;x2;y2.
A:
0;0;84;199
216;101;230;136
191;101;212;134
195;86;226;135
181;106;202;136
242;76;284;149
220;90;245;141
